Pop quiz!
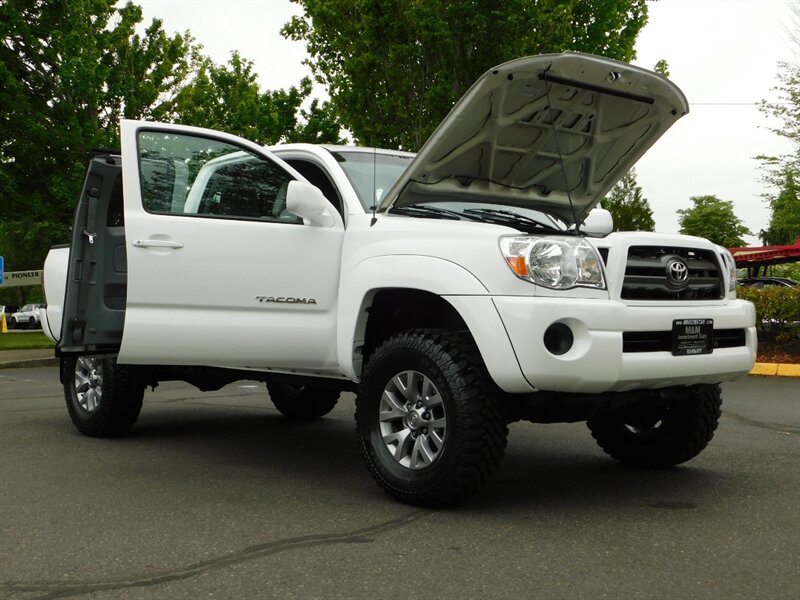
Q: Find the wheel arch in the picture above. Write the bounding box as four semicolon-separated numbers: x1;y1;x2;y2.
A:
362;288;469;363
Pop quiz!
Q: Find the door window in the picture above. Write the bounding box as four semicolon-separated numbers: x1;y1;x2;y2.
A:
137;131;301;223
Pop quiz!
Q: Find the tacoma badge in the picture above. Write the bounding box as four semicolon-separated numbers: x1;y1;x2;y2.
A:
256;296;318;305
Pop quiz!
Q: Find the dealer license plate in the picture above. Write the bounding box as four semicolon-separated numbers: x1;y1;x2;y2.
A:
672;319;713;356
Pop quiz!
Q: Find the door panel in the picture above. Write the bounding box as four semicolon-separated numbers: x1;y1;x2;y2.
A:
60;155;127;354
118;121;345;371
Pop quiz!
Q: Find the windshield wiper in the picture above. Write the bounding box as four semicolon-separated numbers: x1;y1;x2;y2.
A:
390;205;466;220
462;208;562;232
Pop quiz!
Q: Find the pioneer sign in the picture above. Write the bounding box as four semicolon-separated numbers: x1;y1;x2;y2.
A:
0;270;43;287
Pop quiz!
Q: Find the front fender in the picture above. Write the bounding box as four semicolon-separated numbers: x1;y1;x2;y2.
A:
337;255;533;392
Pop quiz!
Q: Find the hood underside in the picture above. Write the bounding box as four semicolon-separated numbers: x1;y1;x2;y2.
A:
379;52;689;224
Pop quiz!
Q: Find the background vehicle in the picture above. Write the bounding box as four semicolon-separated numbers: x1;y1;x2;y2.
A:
8;303;44;329
737;277;798;288
41;53;756;506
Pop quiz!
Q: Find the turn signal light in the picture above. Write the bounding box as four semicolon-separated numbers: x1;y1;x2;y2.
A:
505;256;528;277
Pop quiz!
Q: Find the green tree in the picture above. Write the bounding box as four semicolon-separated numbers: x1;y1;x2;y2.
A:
758;71;799;164
0;0;344;302
283;0;649;150
0;0;195;280
758;60;800;245
172;52;343;145
286;97;344;145
602;168;655;231
678;195;752;248
759;169;800;246
653;59;670;77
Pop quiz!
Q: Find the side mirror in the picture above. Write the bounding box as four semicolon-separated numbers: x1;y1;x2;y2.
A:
581;208;613;236
286;180;336;227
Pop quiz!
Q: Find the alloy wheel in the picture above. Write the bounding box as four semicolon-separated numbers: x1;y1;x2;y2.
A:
74;357;103;412
378;370;447;469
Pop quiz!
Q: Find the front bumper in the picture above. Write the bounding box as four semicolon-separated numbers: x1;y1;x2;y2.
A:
492;297;756;393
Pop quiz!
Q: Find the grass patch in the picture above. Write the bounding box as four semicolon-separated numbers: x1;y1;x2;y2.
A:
0;330;56;351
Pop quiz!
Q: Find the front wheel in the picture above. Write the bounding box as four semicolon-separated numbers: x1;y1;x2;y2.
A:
63;356;145;437
266;382;339;420
355;329;508;507
587;384;722;468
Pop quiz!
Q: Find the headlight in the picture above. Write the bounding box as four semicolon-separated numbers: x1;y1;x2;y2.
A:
719;247;737;293
499;235;606;290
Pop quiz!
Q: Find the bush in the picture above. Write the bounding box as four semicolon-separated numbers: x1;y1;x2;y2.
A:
737;285;800;341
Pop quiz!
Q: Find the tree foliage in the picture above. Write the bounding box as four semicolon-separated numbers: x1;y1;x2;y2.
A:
283;0;649;150
172;52;343;145
602;168;655;232
758;60;800;246
677;195;752;248
653;59;670;78
759;170;800;246
0;0;343;294
0;0;195;274
759;62;800;155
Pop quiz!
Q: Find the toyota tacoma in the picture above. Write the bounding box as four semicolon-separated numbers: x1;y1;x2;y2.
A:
41;53;756;506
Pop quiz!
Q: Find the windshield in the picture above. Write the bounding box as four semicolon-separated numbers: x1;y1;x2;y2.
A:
330;150;413;211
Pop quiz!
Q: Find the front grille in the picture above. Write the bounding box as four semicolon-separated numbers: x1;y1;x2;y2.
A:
622;246;723;300
622;328;746;353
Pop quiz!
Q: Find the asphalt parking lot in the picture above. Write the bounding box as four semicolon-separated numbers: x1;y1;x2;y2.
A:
1;367;798;599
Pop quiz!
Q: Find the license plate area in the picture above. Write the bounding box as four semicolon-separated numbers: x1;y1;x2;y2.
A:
672;319;713;356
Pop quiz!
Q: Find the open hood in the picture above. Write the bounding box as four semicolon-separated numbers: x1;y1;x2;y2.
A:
378;52;688;224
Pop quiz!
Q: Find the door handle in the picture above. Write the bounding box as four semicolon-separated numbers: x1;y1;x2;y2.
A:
132;239;184;249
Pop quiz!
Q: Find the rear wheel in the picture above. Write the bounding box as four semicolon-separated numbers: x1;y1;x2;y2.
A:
355;329;507;507
587;384;722;468
28;317;37;329
63;356;144;437
266;382;339;420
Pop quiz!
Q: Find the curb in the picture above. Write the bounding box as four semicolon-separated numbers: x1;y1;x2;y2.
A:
750;362;800;378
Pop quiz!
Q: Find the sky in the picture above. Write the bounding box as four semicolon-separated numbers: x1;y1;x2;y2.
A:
137;0;798;245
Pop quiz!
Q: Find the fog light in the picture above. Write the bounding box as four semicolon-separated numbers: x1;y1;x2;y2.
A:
544;323;574;355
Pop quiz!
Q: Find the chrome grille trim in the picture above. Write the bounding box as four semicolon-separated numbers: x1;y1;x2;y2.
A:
622;246;723;300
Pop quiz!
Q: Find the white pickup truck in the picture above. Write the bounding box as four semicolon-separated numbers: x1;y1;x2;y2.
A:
42;53;756;506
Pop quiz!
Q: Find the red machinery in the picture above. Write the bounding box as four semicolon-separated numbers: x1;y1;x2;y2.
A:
729;238;800;276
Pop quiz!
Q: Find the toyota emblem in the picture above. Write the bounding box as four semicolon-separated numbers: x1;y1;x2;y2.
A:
666;258;689;288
